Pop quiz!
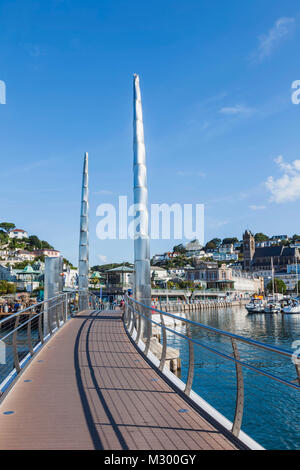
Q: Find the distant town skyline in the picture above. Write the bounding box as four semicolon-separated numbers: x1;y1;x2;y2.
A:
1;1;300;265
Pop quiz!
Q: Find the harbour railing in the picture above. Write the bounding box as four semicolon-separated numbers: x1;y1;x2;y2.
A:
124;295;300;447
0;290;103;395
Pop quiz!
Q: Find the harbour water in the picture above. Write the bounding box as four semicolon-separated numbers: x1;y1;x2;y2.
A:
166;306;300;450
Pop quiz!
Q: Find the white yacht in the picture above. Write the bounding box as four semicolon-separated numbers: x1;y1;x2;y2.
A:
245;298;265;313
283;298;300;314
264;298;281;314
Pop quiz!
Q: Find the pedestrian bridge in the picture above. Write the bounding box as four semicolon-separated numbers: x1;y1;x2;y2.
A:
0;75;299;451
0;293;245;450
1;291;298;450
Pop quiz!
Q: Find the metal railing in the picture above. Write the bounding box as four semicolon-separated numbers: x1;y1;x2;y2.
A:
124;295;300;442
0;290;104;395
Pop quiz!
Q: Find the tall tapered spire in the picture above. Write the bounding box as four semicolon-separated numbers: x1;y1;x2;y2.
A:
133;74;151;322
78;152;89;300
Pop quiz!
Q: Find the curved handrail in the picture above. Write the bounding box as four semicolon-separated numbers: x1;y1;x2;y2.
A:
0;290;103;395
124;294;300;443
132;297;295;358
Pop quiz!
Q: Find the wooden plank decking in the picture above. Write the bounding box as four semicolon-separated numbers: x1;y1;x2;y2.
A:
0;309;242;450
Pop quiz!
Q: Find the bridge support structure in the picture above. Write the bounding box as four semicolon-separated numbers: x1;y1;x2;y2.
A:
78;152;89;310
133;74;151;339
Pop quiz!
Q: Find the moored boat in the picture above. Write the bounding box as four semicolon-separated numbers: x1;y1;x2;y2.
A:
264;299;281;314
283;298;300;314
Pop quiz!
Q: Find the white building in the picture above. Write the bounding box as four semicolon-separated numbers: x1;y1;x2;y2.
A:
15;250;36;261
219;244;234;254
232;273;264;293
8;229;28;239
168;268;185;277
63;268;78;288
287;264;300;274
212;253;238;262
33;249;61;258
151;266;169;281
152;254;165;264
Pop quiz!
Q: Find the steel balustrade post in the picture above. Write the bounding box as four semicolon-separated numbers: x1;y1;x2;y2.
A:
48;302;53;335
130;303;136;336
144;304;151;355
184;324;195;396
231;338;244;437
38;308;44;344
64;293;68;322
128;301;134;334
27;310;34;356
55;301;60;330
295;363;300;386
12;315;21;374
135;304;142;344
159;314;167;371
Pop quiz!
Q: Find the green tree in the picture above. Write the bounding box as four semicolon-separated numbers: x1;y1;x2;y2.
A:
205;241;217;250
40;240;54;249
0;231;9;244
255;233;269;242
222;237;239;245
267;278;287;294
0;280;16;294
173;244;186;254
0;222;15;233
280;240;290;247
28;235;42;249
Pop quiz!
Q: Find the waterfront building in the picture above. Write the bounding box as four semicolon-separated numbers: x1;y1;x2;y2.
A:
255;240;280;248
12;264;43;291
219;244;234;254
212;252;238;262
151;266;169;281
270;234;289;241
243;230;255;270
186;262;263;293
185;239;203;257
152;254;165;264
106;265;134;291
8;228;28;239
63;266;79;289
287;263;300;274
167;268;185;277
273;271;298;292
33;248;61;258
0;265;16;282
15;250;36;261
252;246;300;271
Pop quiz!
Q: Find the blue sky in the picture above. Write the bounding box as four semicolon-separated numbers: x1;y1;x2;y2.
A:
1;0;300;266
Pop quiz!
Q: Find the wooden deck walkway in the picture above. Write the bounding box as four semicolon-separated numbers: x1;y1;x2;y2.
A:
0;309;243;450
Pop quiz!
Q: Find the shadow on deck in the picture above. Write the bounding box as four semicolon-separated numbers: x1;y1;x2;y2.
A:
0;309;244;450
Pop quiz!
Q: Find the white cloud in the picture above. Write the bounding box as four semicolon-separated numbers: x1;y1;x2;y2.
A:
93;190;114;195
219;105;255;115
265;155;300;203
98;254;108;263
254;17;295;62
249;205;266;210
177;170;206;177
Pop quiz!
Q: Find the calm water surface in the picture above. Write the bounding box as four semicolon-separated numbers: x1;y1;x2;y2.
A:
166;306;300;450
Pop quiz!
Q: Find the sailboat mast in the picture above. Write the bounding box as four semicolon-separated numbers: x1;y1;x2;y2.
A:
296;255;299;297
271;257;275;296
